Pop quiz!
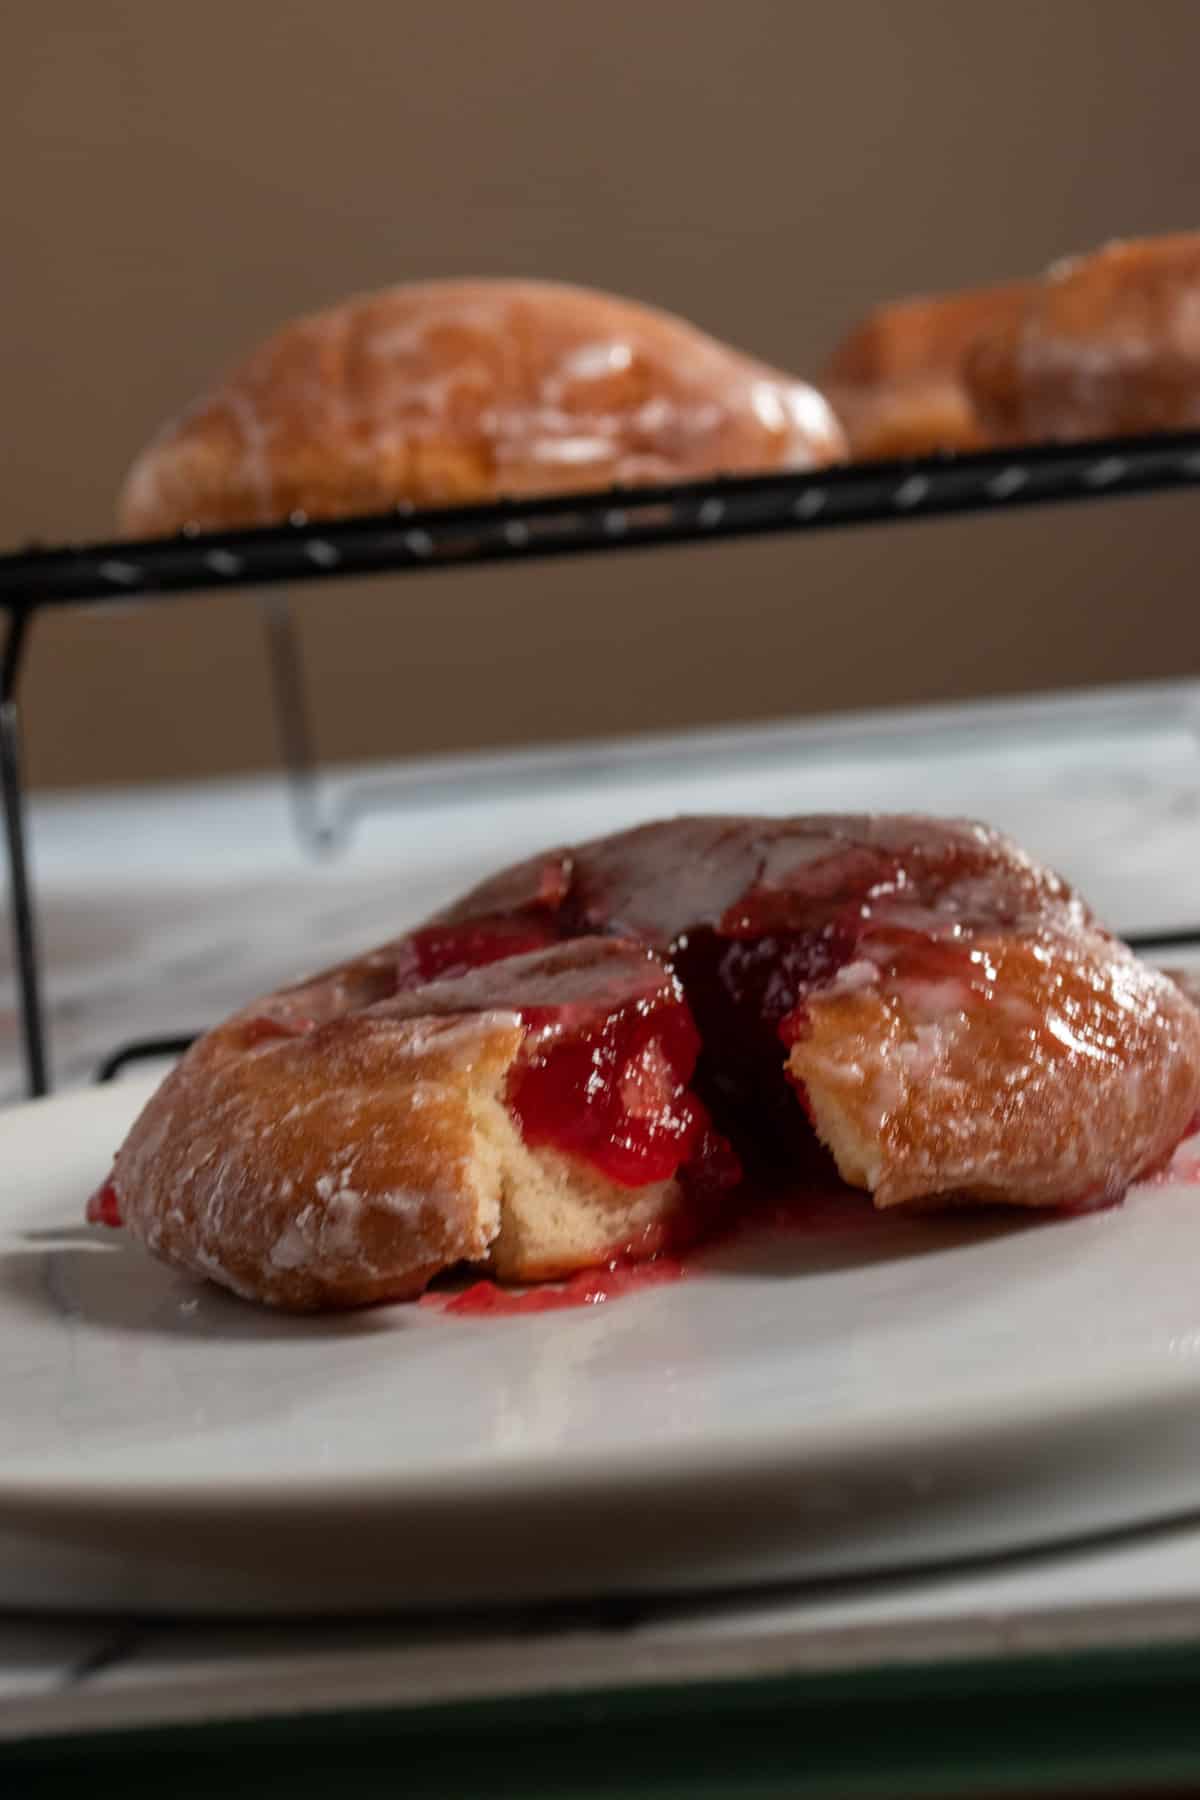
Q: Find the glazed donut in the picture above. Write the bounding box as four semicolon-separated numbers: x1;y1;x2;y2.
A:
95;816;1200;1310
966;234;1200;442
118;279;846;536
822;282;1032;460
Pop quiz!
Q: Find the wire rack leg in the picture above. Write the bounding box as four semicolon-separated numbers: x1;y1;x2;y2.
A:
1;608;48;1096
257;593;335;855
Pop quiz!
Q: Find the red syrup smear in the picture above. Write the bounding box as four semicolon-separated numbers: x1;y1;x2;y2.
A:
420;1178;890;1318
86;1178;122;1228
423;1254;690;1317
421;1092;1181;1321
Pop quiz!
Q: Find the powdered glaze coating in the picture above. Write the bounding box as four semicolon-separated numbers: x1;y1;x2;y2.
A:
118;279;845;535
103;815;1200;1309
790;929;1199;1208
112;1007;524;1309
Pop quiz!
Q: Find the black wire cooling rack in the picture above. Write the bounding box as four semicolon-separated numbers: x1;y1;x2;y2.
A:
5;429;1200;1097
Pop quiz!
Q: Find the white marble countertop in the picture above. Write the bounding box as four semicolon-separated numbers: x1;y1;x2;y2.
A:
11;676;1200;1099
7;679;1200;1743
10;1510;1200;1744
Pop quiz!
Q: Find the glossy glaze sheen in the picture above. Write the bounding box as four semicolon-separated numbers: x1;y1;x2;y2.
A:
967;233;1200;441
822;280;1032;459
118;279;845;535
508;988;708;1186
433;814;1200;1211
102;814;1200;1310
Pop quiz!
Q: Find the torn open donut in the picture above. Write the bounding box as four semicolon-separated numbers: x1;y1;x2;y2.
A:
95;816;1200;1309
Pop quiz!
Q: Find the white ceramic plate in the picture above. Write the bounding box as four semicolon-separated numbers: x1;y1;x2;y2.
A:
5;1074;1200;1615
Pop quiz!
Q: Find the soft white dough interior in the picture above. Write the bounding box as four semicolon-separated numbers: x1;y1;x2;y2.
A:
466;1077;679;1282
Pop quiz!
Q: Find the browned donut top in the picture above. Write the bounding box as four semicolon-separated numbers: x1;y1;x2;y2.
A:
822;281;1032;459
118;279;846;535
966;234;1200;441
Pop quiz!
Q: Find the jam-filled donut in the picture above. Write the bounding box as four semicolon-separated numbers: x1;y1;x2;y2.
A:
966;234;1200;443
94;815;1200;1310
118;279;846;536
822;282;1032;459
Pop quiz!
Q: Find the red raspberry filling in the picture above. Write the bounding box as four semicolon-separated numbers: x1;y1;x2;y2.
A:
508;987;710;1188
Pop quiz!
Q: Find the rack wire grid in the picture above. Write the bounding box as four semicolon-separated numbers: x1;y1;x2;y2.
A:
4;429;1200;1098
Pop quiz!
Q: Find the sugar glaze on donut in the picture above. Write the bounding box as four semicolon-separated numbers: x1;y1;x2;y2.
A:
119;280;845;536
95;816;1200;1309
966;234;1200;443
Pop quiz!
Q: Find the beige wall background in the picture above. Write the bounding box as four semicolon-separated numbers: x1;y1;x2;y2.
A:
3;0;1199;790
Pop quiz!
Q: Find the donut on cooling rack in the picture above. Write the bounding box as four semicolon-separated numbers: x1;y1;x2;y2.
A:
117;279;846;536
92;815;1200;1310
821;281;1033;460
965;234;1200;443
